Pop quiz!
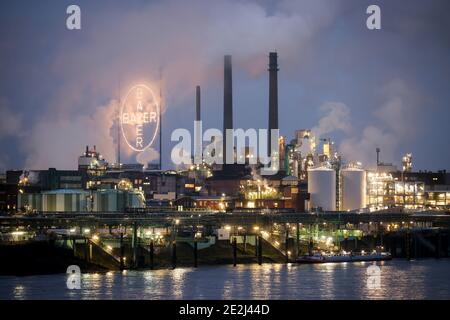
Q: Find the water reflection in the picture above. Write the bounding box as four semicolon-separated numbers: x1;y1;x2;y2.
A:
1;260;450;300
170;268;187;299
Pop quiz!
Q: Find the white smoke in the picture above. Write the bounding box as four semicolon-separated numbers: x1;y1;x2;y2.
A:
0;99;23;137
0;155;7;172
23;100;118;169
311;102;351;140
12;0;341;170
0;100;24;171
339;79;422;169
136;147;160;169
19;170;40;184
307;79;421;170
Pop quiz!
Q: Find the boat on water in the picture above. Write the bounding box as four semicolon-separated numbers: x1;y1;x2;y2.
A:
296;250;392;264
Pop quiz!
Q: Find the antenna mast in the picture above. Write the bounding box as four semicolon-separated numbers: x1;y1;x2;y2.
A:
117;79;121;168
159;67;163;171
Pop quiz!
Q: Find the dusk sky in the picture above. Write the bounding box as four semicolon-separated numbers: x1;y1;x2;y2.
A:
1;0;449;172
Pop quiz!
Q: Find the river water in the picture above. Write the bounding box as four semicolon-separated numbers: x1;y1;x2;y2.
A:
1;259;450;300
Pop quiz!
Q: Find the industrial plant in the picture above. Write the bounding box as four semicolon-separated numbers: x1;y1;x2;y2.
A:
1;52;448;215
0;52;449;280
3;0;450;306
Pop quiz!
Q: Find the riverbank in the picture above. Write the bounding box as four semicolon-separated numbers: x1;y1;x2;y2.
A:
0;239;286;276
2;235;449;277
0;242;108;276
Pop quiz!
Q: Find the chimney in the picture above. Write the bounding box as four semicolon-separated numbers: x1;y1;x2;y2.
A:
376;147;380;166
194;85;202;164
196;85;201;121
268;52;279;155
223;55;233;162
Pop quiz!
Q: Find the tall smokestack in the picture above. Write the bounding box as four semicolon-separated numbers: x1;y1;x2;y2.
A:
268;52;279;155
196;85;201;121
194;85;202;164
376;147;380;166
223;55;233;162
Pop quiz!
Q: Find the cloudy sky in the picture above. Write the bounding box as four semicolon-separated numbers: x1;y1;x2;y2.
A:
0;0;449;172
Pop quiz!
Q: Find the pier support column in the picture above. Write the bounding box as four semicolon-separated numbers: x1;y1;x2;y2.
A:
257;235;262;265
370;235;375;252
255;235;258;257
89;242;92;262
406;230;411;261
84;238;88;262
194;240;198;268
413;232;418;259
391;236;396;258
232;237;237;267
119;233;124;270
172;241;177;269
285;225;289;263
435;230;441;259
132;223;138;268
296;223;300;257
149;240;154;270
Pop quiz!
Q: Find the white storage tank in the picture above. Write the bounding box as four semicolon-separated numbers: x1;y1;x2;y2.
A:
308;167;336;211
341;168;366;211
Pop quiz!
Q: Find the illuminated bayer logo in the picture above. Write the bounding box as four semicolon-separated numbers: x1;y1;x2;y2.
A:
120;84;160;152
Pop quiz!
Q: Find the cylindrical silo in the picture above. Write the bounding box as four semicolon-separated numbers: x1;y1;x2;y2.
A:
341;168;366;211
308;167;336;211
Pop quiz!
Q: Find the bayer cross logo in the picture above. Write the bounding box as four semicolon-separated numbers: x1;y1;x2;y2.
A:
120;84;160;152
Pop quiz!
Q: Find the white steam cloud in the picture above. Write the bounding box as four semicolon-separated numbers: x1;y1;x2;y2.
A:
311;102;351;140
23;100;118;169
13;0;341;170
313;79;423;169
136;147;160;168
0;99;23;137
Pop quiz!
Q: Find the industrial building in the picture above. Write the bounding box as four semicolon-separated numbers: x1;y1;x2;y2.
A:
17;188;144;213
1;51;449;215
